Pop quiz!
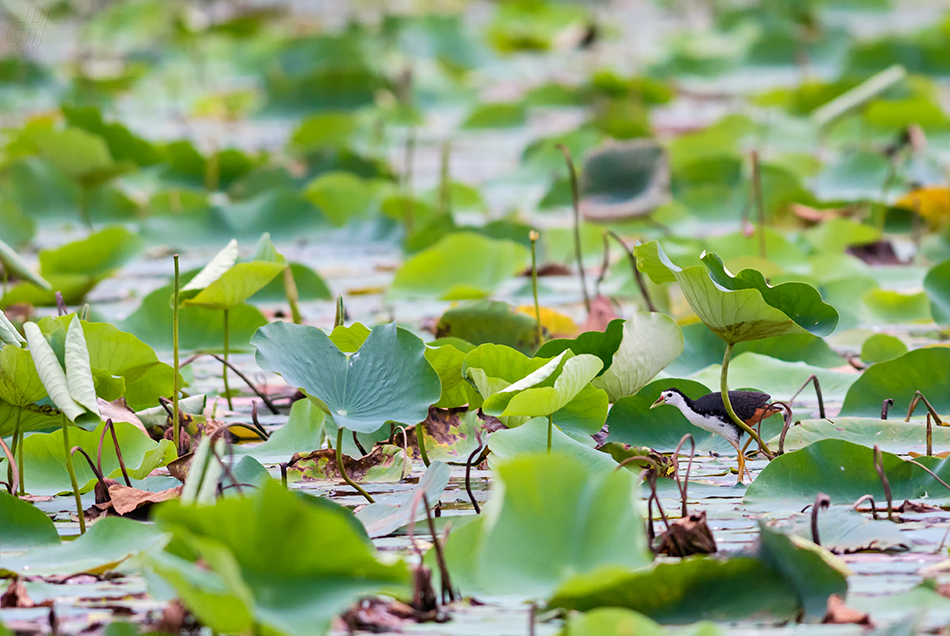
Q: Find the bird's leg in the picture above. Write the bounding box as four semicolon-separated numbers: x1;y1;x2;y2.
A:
731;440;746;485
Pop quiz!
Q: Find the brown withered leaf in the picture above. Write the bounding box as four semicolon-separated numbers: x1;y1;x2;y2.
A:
847;241;903;265
599;442;675;478
518;263;574;277
393;407;484;462
655;511;718;557
109;484;182;515
822;594;873;626
97;398;147;435
579;295;619;333
288;444;411;483
1;579;49;609
339;596;449;633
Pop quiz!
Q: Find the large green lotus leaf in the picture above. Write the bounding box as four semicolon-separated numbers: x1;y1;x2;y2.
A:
38;315;180;410
563;609;723;636
252;322;441;434
0;343;46;407
861;288;931;324
592;313;683;402
924;260;950;324
839;348;950;418
773;506;909;554
776;417;950;455
0;236;51;290
233;399;325;464
636;243;799;344
804;217;882;254
462;342;549;402
11;420;176;496
487;417;617;472
0;516;167;577
701;252;838;337
744;439;950;506
461;101;527;129
0;199;36;250
442;452;649;598
120;282;267;352
667;324;845;376
390;232;530;300
484;352;596;415
0;491;60;550
149;480;410;636
436;300;541;356
183;261;287;311
636;241;837;343
424;343;481;409
535;319;625;375
757;522;849;618
182;240;239;292
250;263;332;303
688;353;858;404
605;378;785;453
548;558;799;622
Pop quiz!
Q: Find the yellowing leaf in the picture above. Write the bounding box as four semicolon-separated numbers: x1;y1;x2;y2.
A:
516;306;578;339
896;187;950;228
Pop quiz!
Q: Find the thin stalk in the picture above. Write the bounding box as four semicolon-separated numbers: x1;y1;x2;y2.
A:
16;429;24;496
416;422;430;468
788;374;825;419
280;462;288;489
438;140;451;216
556;143;591;313
750;150;766;259
99;419;131;487
529;230;542;346
62;415;85;534
0;435;17;496
606;230;657;312
334;295;345;329
853;494;879;520
465;437;483;514
810;493;831;546
720;343;773;458
336;427;374;503
173;254;181;453
546;414;553;453
403;127;416;235
78;185;92;229
9;407;21;495
179;353;279;414
422;493;455;602
905;391;944;425
881;398;894;420
222;309;233;411
283;266;303;324
928;412;933;457
873;445;894;522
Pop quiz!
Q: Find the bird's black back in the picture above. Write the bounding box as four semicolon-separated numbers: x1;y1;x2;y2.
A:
691;390;771;421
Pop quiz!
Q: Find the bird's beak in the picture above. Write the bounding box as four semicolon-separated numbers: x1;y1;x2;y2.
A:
650;395;665;409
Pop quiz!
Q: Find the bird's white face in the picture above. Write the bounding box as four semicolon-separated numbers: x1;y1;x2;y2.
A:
651;390;687;410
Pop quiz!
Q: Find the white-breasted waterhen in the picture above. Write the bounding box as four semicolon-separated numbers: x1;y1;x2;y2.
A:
651;388;778;484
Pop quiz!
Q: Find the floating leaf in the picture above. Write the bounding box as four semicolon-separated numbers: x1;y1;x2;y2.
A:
289;444;411;483
745;439;950;506
0;516;166;577
776;417;950;455
253;322;441;434
390;232;530;300
839;348;950;418
487;417;617;471
233;399;325;464
355;461;451;538
580;140;671;221
773;507;910;554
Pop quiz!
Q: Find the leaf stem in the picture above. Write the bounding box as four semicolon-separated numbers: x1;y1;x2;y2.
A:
336;426;374;503
556;143;591;313
283;266;303;325
9;407;21;495
62;415;85;534
606;230;657;312
173;254;181;453
529;230;542;346
750;150;766;260
546;414;553;453
720;343;773;458
222;309;232;411
416;421;430;468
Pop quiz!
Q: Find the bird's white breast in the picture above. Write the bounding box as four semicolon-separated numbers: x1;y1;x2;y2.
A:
681;410;741;446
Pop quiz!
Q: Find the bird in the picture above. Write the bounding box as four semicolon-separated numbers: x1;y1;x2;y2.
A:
650;388;778;484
